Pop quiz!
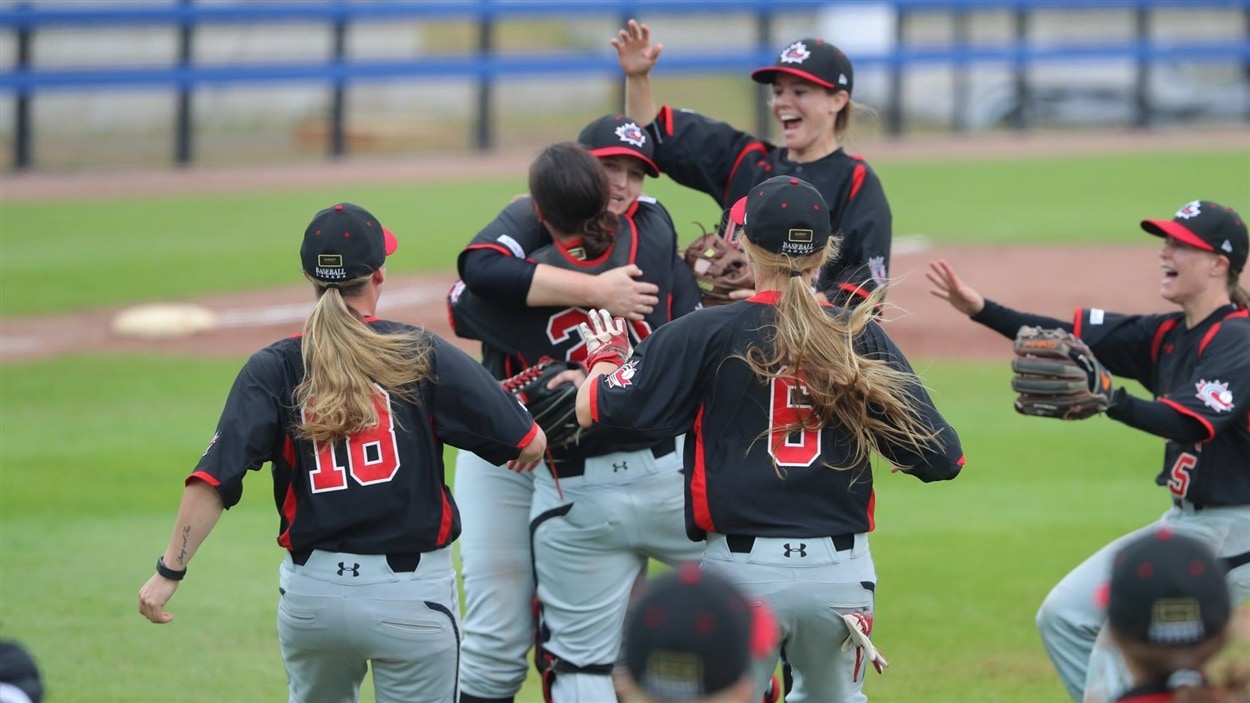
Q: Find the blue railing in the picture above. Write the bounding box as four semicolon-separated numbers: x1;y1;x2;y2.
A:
2;0;1248;170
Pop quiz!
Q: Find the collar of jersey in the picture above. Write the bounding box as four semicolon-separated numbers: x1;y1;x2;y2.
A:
747;290;832;308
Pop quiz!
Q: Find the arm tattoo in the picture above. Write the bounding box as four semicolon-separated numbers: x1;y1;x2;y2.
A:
176;525;191;566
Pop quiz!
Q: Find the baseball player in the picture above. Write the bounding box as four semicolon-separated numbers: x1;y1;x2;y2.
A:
619;564;781;703
1104;529;1242;703
137;203;546;703
575;176;966;702
614;20;892;306
926;200;1250;703
449;123;701;703
0;639;43;703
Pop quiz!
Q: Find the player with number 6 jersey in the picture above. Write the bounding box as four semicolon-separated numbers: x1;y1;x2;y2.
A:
927;199;1250;703
576;176;965;703
137;203;545;703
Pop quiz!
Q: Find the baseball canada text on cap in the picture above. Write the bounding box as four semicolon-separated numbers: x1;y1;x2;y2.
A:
300;203;399;284
577;114;660;178
1140;200;1248;272
624;564;778;700
731;176;832;259
1106;528;1231;647
751;38;854;95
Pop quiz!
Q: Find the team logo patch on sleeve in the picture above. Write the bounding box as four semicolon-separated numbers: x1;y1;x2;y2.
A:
606;360;638;389
868;256;887;286
614;122;647;148
779;41;811;64
1194;379;1234;412
202;430;220;457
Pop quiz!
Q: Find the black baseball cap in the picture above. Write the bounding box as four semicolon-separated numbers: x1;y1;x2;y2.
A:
731;176;831;258
624;564;779;700
577;114;660;177
0;640;44;703
1106;528;1231;647
301;203;398;283
1141;200;1248;273
752;38;853;95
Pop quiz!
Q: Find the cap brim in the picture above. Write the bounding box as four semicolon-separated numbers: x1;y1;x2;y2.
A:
1140;219;1212;251
383;227;399;255
589;146;660;177
730;196;748;226
750;66;836;90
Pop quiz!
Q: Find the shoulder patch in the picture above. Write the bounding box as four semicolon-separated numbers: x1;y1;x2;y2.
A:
606;360;639;389
637;194;657;204
496;234;525;258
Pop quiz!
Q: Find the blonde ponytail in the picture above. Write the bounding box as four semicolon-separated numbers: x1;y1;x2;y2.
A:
294;275;430;446
1229;270;1249;309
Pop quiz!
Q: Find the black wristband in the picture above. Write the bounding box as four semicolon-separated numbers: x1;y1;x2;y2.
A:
156;556;186;581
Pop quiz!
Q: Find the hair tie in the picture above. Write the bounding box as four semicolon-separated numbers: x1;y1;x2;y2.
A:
789;270;803;278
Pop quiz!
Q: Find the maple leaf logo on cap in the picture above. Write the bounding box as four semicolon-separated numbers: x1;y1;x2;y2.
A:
1175;201;1202;219
615;122;647;148
779;41;811;64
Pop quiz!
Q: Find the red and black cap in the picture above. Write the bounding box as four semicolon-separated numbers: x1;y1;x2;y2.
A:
732;176;831;257
624;564;779;700
1106;528;1230;647
577;114;660;177
751;38;853;95
301;203;398;284
1141;200;1247;272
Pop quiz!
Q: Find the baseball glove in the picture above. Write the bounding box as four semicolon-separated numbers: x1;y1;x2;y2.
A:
683;219;754;306
501;358;585;448
1011;326;1114;420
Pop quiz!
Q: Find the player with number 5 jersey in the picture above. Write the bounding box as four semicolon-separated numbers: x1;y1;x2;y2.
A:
137;203;545;703
927;199;1250;703
575;176;965;703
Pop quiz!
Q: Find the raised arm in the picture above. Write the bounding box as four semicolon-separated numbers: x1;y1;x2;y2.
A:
612;19;662;127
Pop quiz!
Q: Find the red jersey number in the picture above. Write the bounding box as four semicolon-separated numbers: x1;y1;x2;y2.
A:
307;388;402;493
769;375;821;467
1167;452;1197;499
546;308;653;364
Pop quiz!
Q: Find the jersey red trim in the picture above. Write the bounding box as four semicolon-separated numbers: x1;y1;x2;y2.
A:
1199;308;1248;357
516;422;540;449
725;141;769;205
186;470;219;487
552;238;614;268
657;105;674;137
866;489;876;532
589;378;602;422
277;436;298;550
1150;318;1179;363
849;163;866;201
436;487;454;547
690;405;716;532
838;282;871;300
1157;398;1216;442
747;289;834;307
1073;307;1084;339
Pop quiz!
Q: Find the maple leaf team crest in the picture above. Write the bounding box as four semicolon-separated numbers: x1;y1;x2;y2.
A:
779;41;811;64
614;122;646;148
868;256;887;286
1175;201;1202;219
607;360;638;389
1194;379;1234;413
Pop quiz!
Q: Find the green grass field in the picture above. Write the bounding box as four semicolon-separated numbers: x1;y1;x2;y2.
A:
1;144;1246;702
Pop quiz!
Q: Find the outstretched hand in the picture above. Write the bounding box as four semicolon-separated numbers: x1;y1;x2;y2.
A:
612;19;663;78
578;309;633;370
926;259;986;317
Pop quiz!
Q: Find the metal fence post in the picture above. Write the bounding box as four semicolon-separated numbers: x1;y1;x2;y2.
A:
754;9;773;140
475;12;495;151
886;8;906;136
1011;7;1030;130
175;0;194;166
1133;5;1151;128
952;7;970;132
329;15;348;158
13;1;33;171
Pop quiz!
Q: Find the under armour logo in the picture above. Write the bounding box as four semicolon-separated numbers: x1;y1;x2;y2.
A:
613;461;629;472
337;561;360;577
783;543;807;558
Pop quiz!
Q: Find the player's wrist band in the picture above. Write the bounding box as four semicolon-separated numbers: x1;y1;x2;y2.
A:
156;556;187;581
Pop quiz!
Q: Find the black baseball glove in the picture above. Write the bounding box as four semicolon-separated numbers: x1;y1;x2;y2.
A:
1011;326;1114;420
501;358;586;449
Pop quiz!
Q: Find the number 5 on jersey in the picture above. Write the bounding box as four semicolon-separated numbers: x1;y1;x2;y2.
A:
306;387;402;493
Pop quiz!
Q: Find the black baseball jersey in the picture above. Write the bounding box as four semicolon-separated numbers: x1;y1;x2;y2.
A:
450;195;700;378
588;291;964;540
645;106;892;303
187;319;538;555
1074;304;1250;506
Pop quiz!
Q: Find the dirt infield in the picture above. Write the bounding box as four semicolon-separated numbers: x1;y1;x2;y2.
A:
2;126;1230;364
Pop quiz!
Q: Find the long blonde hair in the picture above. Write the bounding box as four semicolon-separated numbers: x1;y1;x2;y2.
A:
738;238;941;475
1229;269;1249;309
293;274;431;446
